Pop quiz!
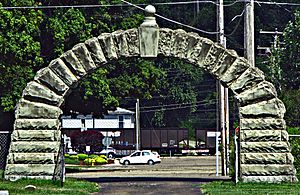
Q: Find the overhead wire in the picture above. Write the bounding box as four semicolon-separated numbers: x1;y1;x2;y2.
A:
120;0;219;35
225;8;245;36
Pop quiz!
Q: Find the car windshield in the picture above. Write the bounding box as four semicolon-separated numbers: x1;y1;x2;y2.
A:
131;152;141;157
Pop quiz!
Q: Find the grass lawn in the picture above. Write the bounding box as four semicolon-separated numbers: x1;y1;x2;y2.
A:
0;178;99;195
201;181;300;195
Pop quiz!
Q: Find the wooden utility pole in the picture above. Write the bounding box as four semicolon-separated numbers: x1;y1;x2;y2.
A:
217;0;229;176
244;0;255;66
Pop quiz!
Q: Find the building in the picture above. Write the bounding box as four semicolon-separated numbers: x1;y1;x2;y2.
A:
61;107;135;153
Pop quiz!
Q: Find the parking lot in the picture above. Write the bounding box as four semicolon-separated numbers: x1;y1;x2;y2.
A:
67;156;225;179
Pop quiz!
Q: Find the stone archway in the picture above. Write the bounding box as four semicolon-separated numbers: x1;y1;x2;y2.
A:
4;12;297;183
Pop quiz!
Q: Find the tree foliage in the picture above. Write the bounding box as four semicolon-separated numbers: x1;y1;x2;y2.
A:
0;0;300;129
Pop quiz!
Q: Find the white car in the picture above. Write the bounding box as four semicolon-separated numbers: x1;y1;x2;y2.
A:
98;147;116;158
120;150;161;165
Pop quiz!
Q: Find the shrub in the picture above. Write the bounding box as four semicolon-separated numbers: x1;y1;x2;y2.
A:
287;127;300;171
84;158;95;166
68;155;79;160
99;155;107;160
64;154;70;158
95;157;107;165
77;154;88;161
89;154;99;159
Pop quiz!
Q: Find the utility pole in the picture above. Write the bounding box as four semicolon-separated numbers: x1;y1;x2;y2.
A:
244;0;255;66
259;29;283;49
217;0;229;176
135;99;140;150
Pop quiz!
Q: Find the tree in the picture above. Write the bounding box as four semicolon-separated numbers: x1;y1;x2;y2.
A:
0;1;43;112
70;130;104;153
266;11;300;127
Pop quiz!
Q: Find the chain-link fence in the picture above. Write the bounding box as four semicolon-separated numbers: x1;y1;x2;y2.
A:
0;131;11;170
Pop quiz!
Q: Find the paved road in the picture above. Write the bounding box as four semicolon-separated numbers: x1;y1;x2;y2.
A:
67;156;230;194
67;156;226;179
91;181;204;195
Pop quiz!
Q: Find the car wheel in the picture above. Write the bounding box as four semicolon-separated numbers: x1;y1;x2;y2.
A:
148;160;154;165
108;153;114;159
124;160;130;165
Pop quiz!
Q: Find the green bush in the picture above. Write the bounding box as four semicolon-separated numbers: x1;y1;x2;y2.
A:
95;157;107;165
64;154;70;158
89;154;99;159
99;155;107;160
77;154;88;161
68;155;79;160
84;158;96;165
287;127;300;171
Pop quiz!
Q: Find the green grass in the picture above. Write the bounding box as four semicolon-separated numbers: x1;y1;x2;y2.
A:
201;181;300;195
0;178;99;195
64;157;81;165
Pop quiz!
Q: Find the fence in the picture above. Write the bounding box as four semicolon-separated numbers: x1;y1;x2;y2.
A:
0;131;11;170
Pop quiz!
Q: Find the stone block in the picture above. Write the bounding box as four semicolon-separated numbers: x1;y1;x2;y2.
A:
211;49;238;79
7;153;56;164
10;141;60;153
240;141;290;153
12;130;60;141
229;67;265;94
14;119;60;130
241;164;296;176
240;118;286;130
5;164;56;176
239;98;286;118
15;99;62;119
241;153;292;164
187;38;214;66
202;43;226;71
98;33;118;60
72;43;96;72
282;130;289;141
169;29;189;58
22;81;63;106
240;130;282;142
112;30;129;57
61;50;86;77
241;175;298;183
158;28;174;56
34;67;69;96
236;81;277;106
5;175;53;181
219;57;250;86
85;37;107;66
49;58;78;87
124;28;139;56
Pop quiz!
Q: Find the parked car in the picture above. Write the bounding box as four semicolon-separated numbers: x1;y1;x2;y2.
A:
119;150;161;165
97;147;116;158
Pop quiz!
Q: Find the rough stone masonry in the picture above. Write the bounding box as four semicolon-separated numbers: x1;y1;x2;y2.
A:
4;6;297;182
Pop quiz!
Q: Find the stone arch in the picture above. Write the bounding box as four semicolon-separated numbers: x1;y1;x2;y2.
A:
4;27;297;182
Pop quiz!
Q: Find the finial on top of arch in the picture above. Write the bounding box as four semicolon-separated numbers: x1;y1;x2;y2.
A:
140;5;158;27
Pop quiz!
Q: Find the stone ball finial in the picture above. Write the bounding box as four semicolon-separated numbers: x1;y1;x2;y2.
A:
145;5;156;14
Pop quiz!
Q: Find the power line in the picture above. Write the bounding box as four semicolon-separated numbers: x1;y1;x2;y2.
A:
255;1;300;7
140;99;217;110
225;8;245;36
120;0;219;35
0;1;243;10
2;0;300;10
